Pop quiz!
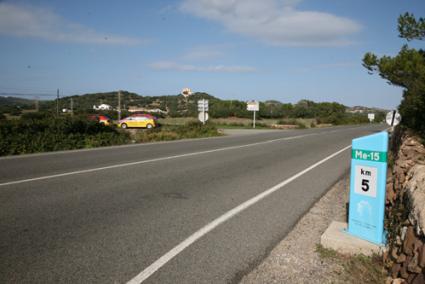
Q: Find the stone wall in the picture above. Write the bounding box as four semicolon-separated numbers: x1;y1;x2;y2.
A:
385;129;425;283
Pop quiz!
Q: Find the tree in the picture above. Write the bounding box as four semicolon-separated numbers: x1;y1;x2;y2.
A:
398;13;425;41
363;13;425;137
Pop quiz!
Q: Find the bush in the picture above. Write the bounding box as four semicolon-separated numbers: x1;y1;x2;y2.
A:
0;116;129;156
135;121;221;142
277;118;297;125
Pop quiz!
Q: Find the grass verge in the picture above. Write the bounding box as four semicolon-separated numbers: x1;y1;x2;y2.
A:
315;244;386;283
133;121;222;143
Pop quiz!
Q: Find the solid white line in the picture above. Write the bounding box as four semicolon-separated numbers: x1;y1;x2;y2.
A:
126;144;352;284
0;133;319;187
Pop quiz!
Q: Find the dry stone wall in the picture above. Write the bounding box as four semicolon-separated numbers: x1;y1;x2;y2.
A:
385;129;425;283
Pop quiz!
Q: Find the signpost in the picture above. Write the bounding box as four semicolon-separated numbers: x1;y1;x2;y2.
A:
348;131;388;245
367;113;375;123
386;110;401;126
247;101;259;129
181;88;192;98
198;99;209;125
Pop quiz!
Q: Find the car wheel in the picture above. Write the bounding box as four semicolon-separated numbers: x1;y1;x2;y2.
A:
146;124;153;129
121;123;128;129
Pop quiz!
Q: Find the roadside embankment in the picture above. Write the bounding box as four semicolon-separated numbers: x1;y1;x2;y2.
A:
384;128;425;283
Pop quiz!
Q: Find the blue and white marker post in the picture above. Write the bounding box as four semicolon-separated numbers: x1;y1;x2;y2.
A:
348;131;388;245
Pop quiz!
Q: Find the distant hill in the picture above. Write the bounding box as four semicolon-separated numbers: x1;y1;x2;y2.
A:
346;105;389;114
1;91;388;121
0;96;40;114
55;91;221;116
0;96;35;106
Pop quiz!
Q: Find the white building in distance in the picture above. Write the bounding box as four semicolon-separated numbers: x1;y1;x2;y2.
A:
93;104;112;110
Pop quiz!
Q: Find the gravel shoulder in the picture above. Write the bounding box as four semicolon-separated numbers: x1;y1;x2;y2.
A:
240;175;350;283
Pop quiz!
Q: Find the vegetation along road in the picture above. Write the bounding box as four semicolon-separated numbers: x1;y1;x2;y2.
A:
0;124;386;283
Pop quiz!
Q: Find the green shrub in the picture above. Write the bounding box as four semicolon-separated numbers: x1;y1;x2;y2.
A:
135;121;221;143
277;118;297;125
0;116;129;156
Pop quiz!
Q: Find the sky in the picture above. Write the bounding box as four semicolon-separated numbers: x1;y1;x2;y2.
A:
0;0;424;109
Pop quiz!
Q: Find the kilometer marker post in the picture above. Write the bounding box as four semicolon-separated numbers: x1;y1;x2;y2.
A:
348;131;388;245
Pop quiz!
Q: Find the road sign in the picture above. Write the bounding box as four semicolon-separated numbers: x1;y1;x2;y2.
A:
182;88;192;98
247;101;259;128
367;113;375;122
198;106;209;111
198;99;209;124
386;110;401;126
198;99;208;111
198;112;209;123
246;101;259;111
348;131;388;245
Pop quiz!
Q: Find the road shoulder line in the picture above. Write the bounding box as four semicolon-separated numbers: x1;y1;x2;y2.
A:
0;133;319;187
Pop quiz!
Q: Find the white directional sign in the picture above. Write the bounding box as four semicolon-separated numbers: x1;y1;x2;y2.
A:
246;101;259;111
246;100;259;128
198;99;209;124
386;110;401;126
368;113;375;122
198;100;209;111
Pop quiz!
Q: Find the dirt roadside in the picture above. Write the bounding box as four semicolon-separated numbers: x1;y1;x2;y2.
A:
240;175;386;283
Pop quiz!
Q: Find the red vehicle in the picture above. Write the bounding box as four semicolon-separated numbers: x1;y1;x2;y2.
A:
87;114;112;126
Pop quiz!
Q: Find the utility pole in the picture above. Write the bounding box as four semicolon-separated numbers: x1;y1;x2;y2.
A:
70;98;74;116
118;90;121;121
35;96;39;112
56;89;59;116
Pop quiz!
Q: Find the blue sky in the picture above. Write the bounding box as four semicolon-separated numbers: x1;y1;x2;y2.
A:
0;0;424;108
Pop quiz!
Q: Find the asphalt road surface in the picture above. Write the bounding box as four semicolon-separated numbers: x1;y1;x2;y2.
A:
0;124;386;283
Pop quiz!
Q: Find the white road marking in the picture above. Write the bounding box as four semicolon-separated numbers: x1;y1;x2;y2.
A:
0;133;319;187
126;144;352;284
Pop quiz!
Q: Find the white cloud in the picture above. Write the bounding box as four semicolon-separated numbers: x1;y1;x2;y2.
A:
181;0;361;46
149;61;256;73
296;62;358;72
182;46;225;61
0;3;144;45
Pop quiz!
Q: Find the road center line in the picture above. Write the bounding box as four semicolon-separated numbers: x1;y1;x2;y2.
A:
126;144;352;284
0;132;320;187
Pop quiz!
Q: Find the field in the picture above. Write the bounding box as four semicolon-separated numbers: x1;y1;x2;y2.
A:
158;117;320;129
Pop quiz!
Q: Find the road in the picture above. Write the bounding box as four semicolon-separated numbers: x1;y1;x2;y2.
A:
0;124;385;283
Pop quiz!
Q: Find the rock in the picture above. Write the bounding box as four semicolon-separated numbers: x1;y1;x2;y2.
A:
401;226;408;241
392;263;401;278
387;184;395;204
397;253;407;264
414;239;423;252
419;244;425;268
408;273;417;283
398;158;413;169
400;262;409;279
392;277;406;284
397;236;403;246
406;165;425;236
384;250;389;263
404;227;416;256
412;273;425;284
392;247;401;260
408;252;422;273
400;173;406;185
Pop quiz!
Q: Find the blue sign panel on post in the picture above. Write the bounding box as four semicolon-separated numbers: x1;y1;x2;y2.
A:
348;131;388;245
